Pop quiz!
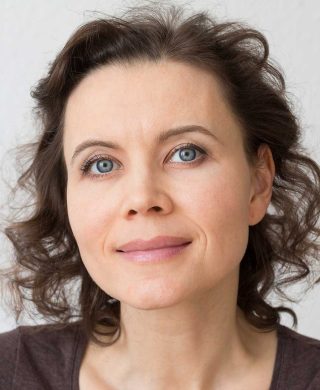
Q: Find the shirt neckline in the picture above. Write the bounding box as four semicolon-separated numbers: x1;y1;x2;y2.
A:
269;323;286;389
72;322;286;390
72;322;88;390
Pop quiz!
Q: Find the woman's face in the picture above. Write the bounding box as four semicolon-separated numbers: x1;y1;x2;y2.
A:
63;60;271;309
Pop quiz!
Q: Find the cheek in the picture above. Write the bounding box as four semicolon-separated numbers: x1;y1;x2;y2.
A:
66;185;113;257
187;166;250;274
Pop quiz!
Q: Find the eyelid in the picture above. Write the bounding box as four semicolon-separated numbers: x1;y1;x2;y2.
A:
80;153;120;172
165;143;206;162
80;142;209;179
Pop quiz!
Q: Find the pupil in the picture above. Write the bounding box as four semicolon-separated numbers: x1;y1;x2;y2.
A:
97;160;112;173
180;148;195;161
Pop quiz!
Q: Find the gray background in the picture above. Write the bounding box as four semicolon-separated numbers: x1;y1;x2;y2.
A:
1;0;320;336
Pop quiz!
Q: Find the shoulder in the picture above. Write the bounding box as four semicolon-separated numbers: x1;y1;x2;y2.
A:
0;321;85;390
0;326;20;389
278;323;320;356
275;324;320;389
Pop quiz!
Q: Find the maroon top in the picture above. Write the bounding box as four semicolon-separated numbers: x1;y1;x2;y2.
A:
1;321;320;389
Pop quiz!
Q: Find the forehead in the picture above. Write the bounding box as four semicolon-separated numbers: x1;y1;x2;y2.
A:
68;60;224;104
63;60;242;152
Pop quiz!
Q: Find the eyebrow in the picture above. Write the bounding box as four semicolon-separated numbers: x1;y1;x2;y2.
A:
70;124;220;165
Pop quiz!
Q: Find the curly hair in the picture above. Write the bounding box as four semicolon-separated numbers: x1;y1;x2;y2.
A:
1;1;320;346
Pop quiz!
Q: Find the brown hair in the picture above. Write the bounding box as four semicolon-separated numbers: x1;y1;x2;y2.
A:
1;1;320;346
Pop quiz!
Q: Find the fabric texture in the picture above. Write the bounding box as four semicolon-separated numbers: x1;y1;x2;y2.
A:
1;321;320;389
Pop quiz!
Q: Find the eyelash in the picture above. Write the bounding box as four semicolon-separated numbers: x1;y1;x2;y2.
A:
80;143;208;180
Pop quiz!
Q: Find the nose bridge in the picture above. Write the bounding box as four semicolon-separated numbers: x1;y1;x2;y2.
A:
127;155;161;199
125;124;161;170
128;148;157;185
119;151;171;216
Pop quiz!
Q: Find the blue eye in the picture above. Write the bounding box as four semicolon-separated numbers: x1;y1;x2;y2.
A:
94;159;116;174
80;143;207;179
170;145;201;163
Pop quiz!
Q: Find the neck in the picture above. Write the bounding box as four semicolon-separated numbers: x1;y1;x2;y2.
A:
90;269;269;389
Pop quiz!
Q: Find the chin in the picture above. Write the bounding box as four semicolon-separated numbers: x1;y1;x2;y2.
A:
121;292;186;311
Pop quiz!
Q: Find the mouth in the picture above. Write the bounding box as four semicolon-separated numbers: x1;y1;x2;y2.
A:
116;242;192;253
116;236;192;253
116;242;192;263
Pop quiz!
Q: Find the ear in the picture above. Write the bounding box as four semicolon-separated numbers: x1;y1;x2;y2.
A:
248;144;275;226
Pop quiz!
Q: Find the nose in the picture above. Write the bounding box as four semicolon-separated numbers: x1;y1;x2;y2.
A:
128;204;163;216
119;169;173;218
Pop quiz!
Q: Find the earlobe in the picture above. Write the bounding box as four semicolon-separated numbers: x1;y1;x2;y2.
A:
248;144;275;226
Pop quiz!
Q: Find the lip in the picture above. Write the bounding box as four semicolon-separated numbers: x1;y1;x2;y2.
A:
116;235;192;252
116;242;192;263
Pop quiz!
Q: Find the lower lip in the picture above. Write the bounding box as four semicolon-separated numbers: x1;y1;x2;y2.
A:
116;242;191;263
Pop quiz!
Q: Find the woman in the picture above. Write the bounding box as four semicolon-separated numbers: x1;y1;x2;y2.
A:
1;2;320;389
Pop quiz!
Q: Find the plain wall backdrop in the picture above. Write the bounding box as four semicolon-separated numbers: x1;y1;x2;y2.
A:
1;0;320;336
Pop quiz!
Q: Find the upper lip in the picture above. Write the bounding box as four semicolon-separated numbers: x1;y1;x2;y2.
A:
116;235;192;252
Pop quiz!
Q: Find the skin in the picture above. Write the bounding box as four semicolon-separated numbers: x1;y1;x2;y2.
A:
63;60;277;389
